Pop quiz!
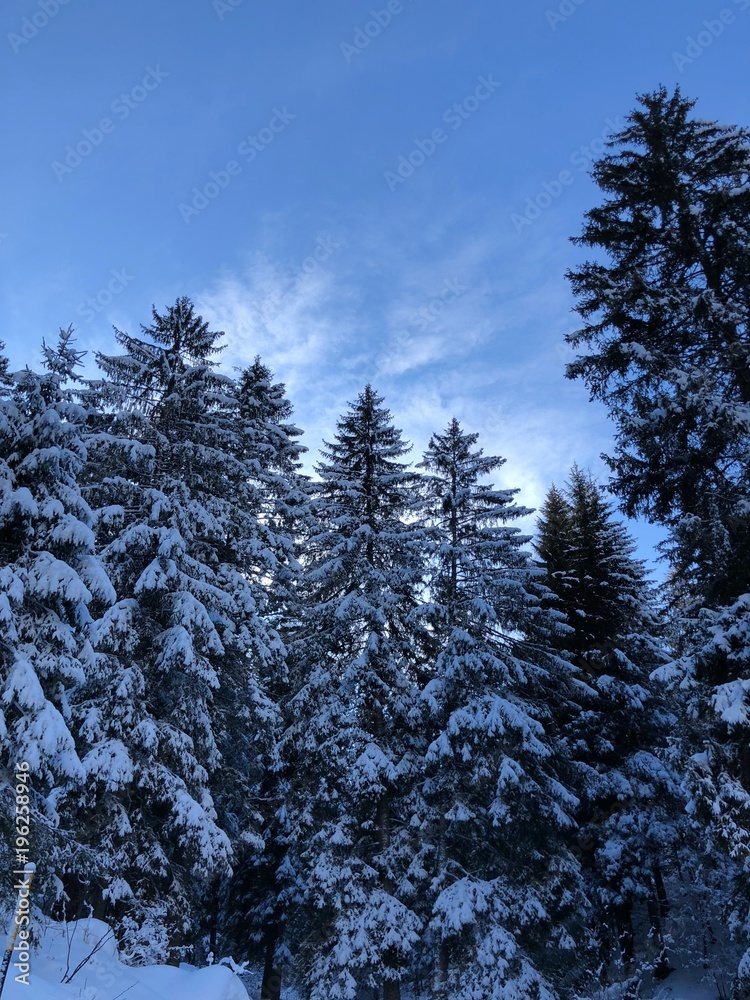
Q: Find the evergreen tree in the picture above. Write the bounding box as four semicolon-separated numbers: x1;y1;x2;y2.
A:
661;594;750;995
417;418;588;1000
0;339;10;387
536;468;681;988
69;299;285;960
538;467;658;663
565;86;750;990
218;357;309;1000
0;330;115;908
565;85;750;610
282;386;427;1000
533;483;574;603
234;357;309;612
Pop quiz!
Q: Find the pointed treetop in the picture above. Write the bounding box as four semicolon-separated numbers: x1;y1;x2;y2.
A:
320;384;413;472
237;355;306;473
0;339;10;388
619;83;696;141
142;296;224;365
535;481;574;573
420;416;506;482
41;326;86;381
95;297;226;415
239;356;294;425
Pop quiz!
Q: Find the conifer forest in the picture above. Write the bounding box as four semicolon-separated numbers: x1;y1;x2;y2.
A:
2;19;750;1000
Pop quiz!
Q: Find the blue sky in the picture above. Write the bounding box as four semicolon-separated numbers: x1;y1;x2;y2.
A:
2;0;749;571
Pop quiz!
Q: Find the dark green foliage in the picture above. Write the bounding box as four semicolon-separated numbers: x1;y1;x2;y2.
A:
536;468;681;984
281;386;427;1000
417;419;587;999
565;85;750;609
0;331;114;916
565;89;750;989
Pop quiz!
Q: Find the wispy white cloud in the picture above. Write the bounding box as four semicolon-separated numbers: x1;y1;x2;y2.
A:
192;199;664;568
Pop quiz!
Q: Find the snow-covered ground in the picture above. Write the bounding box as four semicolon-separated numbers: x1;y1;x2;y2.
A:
584;969;720;1000
0;915;729;1000
2;917;249;1000
642;969;719;1000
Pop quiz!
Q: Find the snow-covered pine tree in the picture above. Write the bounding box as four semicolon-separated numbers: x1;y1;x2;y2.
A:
533;483;575;604
417;418;587;1000
218;357;310;1000
565;86;750;991
234;356;310;615
536;467;658;663
565;86;750;610
535;468;681;988
281;386;427;1000
0;340;9;387
661;594;750;996
68;298;286;961
0;330;115;909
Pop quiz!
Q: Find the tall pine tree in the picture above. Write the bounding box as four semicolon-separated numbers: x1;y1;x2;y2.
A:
565;86;750;609
68;299;285;960
536;468;681;988
0;331;115;910
282;386;427;1000
417;419;588;1000
565;86;750;990
218;357;309;1000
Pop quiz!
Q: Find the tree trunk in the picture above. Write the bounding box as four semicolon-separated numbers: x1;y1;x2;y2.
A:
260;932;281;1000
433;942;449;999
383;981;401;1000
653;864;668;920
207;875;221;958
614;896;635;969
649;864;673;980
432;816;449;998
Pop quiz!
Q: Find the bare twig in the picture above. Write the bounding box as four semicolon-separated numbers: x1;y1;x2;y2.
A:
61;928;113;984
110;983;139;1000
62;916;78;984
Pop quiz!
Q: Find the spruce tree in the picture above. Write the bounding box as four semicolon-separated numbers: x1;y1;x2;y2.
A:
234;357;309;612
536;469;681;987
0;331;115;910
534;483;574;602
565;85;750;609
539;467;658;663
565;86;750;989
417;418;587;1000
282;386;427;1000
70;299;286;960
218;357;309;1000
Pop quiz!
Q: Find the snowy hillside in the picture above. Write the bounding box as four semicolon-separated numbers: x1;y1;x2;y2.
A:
2;917;249;1000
